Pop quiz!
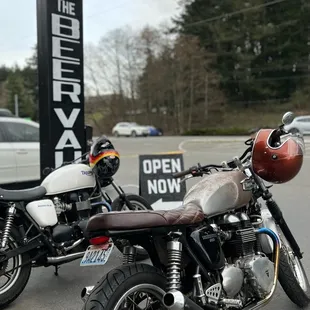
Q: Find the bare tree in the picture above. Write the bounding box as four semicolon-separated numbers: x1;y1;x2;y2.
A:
84;23;226;135
84;26;147;132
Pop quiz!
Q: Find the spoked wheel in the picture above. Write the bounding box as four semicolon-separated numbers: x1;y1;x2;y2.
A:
0;221;31;307
111;194;152;261
114;285;164;310
278;227;310;308
83;264;167;310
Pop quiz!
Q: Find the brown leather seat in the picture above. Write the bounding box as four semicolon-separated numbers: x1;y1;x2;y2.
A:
86;203;205;232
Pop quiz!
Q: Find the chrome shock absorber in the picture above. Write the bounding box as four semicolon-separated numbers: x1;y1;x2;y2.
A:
1;204;16;248
166;232;183;291
122;245;137;264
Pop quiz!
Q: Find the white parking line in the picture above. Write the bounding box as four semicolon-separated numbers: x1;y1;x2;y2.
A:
179;138;248;153
119;184;139;189
178;138;224;152
179;138;310;153
179;139;200;152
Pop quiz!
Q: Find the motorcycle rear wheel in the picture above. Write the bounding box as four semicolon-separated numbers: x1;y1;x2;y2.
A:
83;263;166;310
111;194;152;261
278;228;310;308
0;220;32;308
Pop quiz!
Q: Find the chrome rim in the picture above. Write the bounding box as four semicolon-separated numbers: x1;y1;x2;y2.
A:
279;228;308;292
113;284;165;310
121;200;150;252
0;234;22;294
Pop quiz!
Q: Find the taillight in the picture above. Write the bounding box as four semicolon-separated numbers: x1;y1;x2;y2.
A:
89;236;109;245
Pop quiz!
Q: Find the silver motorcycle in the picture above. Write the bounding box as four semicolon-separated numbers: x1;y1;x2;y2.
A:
80;112;310;310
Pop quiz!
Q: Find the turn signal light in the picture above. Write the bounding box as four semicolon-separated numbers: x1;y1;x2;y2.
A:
89;236;109;245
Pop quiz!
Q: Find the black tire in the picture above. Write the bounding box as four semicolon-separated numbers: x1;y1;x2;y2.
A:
0;220;32;308
131;130;137;137
111;194;152;261
113;131;119;137
278;247;310;308
83;263;166;310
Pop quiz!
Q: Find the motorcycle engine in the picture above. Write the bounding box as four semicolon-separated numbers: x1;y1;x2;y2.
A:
51;190;106;246
53;191;95;222
217;212;275;301
53;196;72;216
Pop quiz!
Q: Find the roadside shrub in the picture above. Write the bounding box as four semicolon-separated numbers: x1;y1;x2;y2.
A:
182;127;250;136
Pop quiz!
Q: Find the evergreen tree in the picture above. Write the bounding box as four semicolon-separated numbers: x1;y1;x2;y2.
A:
6;68;34;118
173;0;310;104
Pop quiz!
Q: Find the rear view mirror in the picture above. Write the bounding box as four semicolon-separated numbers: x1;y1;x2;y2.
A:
282;111;295;125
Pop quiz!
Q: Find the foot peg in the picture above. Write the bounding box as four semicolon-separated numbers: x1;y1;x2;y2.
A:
221;298;243;308
205;283;222;304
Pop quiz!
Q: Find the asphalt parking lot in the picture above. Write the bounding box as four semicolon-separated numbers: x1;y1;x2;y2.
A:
7;136;310;310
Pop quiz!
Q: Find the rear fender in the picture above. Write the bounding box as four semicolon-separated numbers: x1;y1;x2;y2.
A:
259;208;282;254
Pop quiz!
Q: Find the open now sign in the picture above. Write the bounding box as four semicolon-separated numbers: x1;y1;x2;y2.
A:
139;153;187;210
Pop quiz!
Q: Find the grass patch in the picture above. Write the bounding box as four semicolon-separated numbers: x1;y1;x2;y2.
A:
182;127;251;136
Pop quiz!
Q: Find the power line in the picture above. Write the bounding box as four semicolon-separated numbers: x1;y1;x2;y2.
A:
232;62;310;73
210;19;298;44
183;0;290;28
231;97;290;104
224;73;310;83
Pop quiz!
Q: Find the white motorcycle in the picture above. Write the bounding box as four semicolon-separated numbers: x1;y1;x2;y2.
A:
0;141;151;308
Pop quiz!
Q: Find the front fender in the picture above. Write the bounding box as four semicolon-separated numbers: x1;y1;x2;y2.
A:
258;207;282;254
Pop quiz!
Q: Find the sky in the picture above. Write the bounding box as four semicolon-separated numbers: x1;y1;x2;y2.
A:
0;0;181;67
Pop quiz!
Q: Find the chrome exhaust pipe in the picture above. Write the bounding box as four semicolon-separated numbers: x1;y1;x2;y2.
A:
47;251;84;264
64;238;85;252
81;286;94;303
248;228;280;310
163;290;204;310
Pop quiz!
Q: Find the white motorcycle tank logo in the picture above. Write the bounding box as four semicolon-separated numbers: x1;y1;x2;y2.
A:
52;0;82;168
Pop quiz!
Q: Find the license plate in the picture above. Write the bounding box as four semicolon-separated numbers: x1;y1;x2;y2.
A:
80;241;114;267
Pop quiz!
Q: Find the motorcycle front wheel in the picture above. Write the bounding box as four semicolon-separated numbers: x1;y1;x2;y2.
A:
111;194;152;261
278;227;310;308
0;220;32;307
83;263;166;310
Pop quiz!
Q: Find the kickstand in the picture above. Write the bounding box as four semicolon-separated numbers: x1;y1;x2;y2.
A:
54;265;60;276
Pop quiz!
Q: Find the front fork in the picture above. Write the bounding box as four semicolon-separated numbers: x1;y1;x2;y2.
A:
251;170;303;259
264;197;303;259
110;179;135;210
1;203;16;249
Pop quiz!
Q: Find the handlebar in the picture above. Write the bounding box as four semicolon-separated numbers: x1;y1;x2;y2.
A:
172;164;224;179
42;152;90;176
173;167;195;179
172;141;254;179
172;123;291;180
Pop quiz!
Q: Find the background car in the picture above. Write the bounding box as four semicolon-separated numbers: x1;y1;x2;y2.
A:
147;126;163;136
283;115;310;135
0;117;40;187
112;122;149;137
0;108;15;117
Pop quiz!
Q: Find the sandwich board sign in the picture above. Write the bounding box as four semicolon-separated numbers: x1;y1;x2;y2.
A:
139;153;187;210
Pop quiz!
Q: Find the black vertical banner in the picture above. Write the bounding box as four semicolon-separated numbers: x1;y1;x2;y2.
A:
37;0;85;180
